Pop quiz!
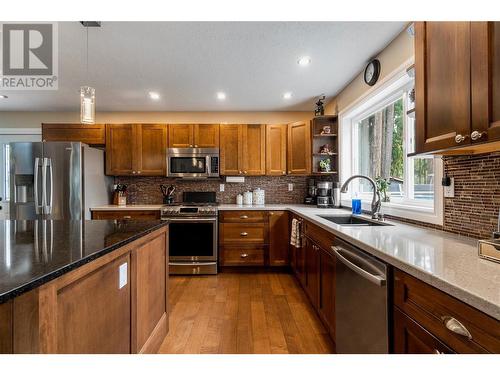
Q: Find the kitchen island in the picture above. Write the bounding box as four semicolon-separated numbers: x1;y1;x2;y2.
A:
0;220;168;354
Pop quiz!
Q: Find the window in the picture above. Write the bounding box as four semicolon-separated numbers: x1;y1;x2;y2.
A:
339;66;443;225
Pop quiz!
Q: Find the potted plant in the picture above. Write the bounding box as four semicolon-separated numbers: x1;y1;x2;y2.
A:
319;158;331;173
375;177;391;202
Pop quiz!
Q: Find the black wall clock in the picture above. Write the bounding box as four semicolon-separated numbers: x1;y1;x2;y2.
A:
364;59;381;86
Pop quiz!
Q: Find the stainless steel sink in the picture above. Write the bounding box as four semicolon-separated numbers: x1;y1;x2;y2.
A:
318;215;393;226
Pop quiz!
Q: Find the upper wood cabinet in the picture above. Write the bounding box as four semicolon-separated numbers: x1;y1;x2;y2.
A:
415;21;500;154
266;124;287;175
287;121;311;175
220;124;265;175
42;123;106;145
168;124;219;148
106;124;167;176
471;22;500;145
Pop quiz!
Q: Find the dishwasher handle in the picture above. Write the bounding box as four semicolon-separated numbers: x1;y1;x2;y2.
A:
332;246;386;286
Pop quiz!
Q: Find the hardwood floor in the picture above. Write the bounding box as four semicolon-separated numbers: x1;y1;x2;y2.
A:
158;272;335;354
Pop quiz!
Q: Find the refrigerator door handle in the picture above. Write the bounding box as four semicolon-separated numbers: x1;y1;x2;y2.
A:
34;157;43;214
46;158;53;214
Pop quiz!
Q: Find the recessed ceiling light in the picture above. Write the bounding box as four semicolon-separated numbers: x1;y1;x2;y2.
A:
216;92;226;101
283;92;292;100
149;92;160;100
0;95;8;99
297;56;311;66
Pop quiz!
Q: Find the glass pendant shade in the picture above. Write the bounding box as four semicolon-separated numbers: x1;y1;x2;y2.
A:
80;86;96;124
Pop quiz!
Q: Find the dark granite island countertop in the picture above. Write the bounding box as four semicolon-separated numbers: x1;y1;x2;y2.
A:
0;219;168;304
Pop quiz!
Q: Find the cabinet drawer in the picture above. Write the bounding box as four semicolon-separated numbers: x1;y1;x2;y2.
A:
91;210;160;220
220;246;265;266
219;210;267;223
220;223;267;244
394;270;500;353
304;220;335;251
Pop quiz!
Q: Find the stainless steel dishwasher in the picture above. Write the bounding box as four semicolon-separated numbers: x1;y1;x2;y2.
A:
333;237;388;353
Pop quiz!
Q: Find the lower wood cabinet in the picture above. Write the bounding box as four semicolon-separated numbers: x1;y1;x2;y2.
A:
393;269;500;353
393;307;455;354
304;237;320;309
319;247;336;337
218;210;288;267
1;227;168;354
91;210;161;220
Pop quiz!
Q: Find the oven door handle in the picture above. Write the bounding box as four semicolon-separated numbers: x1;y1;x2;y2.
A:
163;217;217;222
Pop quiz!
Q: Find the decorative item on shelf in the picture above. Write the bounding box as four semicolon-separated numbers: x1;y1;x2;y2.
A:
243;191;253;206
318;158;331;173
319;143;334;155
375;176;391;202
320;125;331;135
252;188;265;205
113;184;127;206
314;95;326;116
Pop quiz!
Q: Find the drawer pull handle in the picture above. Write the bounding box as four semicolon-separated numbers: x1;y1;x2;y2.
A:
442;316;472;340
123;216;131;219
471;130;486;141
240;253;249;258
240;232;248;237
454;134;468;144
240;215;249;219
433;349;443;354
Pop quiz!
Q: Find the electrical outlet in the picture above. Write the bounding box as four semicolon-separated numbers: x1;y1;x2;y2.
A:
444;177;455;198
288;183;294;192
220;184;225;192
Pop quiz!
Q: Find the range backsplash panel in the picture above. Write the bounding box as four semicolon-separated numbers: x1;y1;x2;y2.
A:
115;175;309;205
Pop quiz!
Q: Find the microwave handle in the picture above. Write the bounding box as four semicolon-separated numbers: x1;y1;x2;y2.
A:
206;155;211;175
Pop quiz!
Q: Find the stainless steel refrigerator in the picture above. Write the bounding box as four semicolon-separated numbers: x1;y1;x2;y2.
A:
9;142;112;220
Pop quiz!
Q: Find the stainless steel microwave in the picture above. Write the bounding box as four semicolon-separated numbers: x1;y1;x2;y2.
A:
166;148;220;178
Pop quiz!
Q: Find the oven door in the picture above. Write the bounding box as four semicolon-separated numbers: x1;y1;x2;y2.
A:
167;217;217;262
167;154;209;178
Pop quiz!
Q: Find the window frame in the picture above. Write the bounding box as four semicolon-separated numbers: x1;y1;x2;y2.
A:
338;63;443;225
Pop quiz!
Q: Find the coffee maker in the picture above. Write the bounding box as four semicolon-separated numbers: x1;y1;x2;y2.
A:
316;181;333;208
304;179;317;205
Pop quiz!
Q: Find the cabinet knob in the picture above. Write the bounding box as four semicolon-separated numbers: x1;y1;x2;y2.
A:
240;232;248;237
433;349;444;354
239;171;242;174
441;316;472;340
471;130;486;141
240;215;249;219
190;144;193;147
194;144;198;147
288;171;291;174
244;171;247;174
454;134;468;144
240;253;249;258
282;171;286;175
132;171;136;174
137;171;141;174
123;215;131;219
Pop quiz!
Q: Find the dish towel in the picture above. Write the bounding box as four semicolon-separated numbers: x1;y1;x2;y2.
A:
290;218;302;248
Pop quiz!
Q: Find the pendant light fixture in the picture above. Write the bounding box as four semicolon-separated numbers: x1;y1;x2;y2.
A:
80;22;100;124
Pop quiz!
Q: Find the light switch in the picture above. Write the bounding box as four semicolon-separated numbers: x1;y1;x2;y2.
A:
444;177;455;198
288;183;294;192
220;184;225;192
119;262;128;289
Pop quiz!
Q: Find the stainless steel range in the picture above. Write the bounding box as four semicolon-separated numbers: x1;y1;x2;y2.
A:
161;192;218;275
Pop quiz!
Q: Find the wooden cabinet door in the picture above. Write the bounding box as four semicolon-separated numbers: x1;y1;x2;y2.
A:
168;124;194;148
287;121;311;175
42;123;106;145
56;254;131;353
266;124;287;175
319;248;335;336
136;124;167;176
194;124;219;148
242;124;266;175
220;124;243;175
131;231;168;353
305;238;320;309
268;211;289;266
106;124;136;175
295;236;307;287
415;22;472;152
471;22;500;144
393;308;454;354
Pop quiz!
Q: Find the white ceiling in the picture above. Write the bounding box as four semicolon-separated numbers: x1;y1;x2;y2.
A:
0;22;406;112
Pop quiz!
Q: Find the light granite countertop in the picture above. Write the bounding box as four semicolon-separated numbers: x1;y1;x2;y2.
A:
90;203;500;320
